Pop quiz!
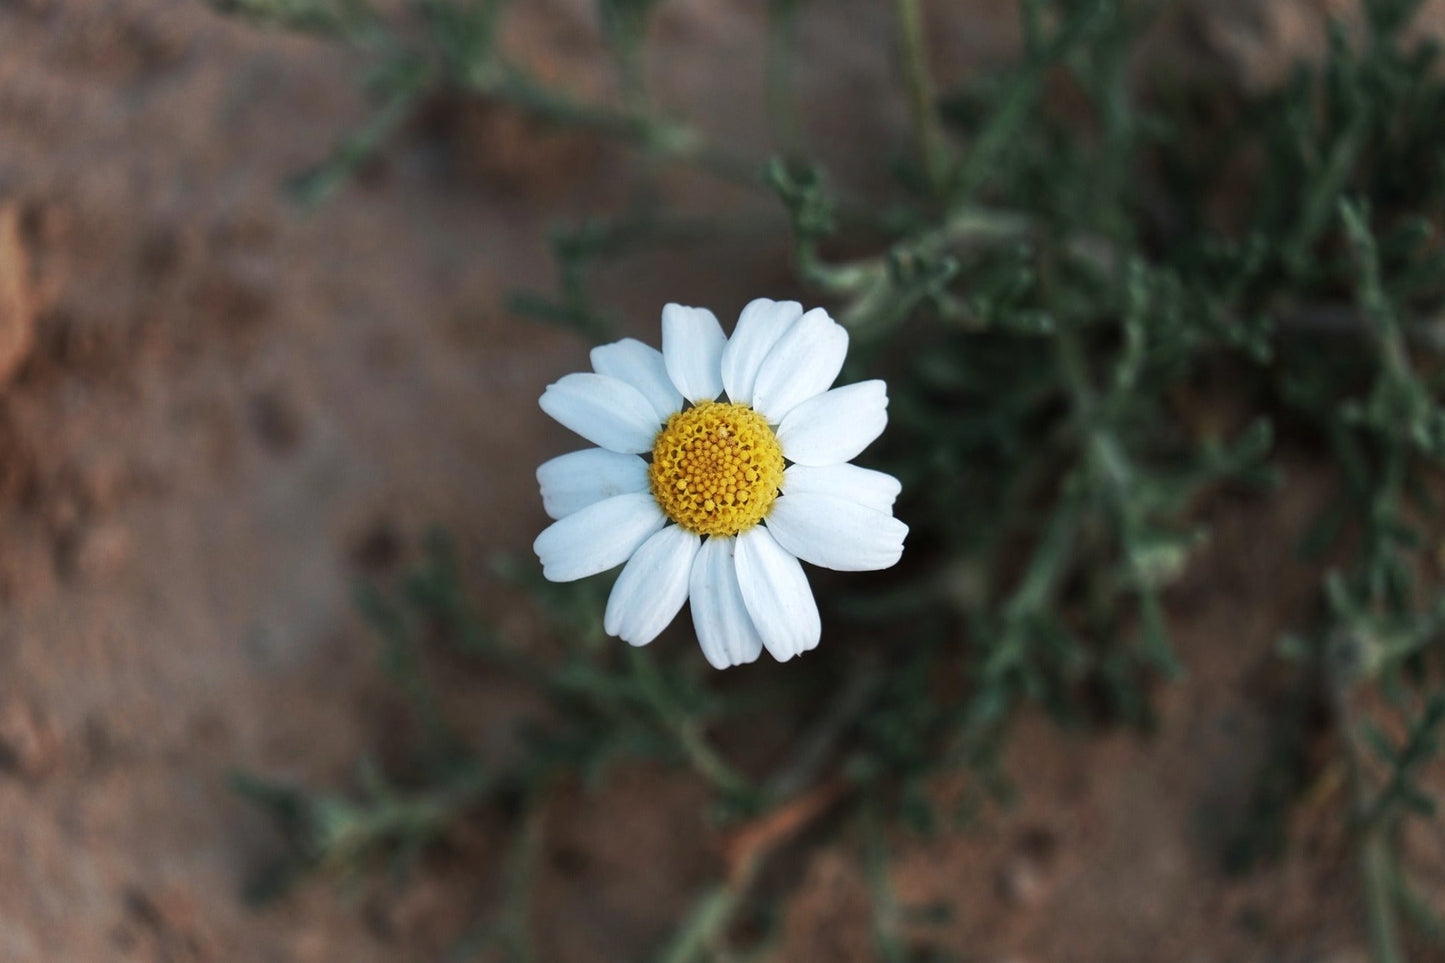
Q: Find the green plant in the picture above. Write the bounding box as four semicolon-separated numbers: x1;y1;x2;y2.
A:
217;0;1445;959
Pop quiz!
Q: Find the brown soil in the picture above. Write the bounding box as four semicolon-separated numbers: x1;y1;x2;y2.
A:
0;1;1442;961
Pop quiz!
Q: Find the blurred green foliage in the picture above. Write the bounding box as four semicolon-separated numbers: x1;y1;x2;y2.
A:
214;0;1445;959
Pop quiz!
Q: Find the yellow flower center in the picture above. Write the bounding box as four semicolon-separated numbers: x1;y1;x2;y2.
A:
649;401;784;536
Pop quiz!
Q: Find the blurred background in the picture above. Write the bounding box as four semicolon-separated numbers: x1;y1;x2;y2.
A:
2;0;1445;961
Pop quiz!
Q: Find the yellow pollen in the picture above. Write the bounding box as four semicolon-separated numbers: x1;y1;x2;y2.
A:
649;401;784;536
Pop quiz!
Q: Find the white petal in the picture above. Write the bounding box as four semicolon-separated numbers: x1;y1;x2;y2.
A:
537;448;650;520
734;526;820;662
662;304;726;404
689;535;764;669
782;463;901;515
533;493;666;582
765;493;907;572
539;373;661;454
750;307;849;422
604;524;700;646
591;338;684;422
720;298;803;406
775;380;888;466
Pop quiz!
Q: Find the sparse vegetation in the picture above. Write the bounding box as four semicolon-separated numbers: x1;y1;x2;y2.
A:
214;1;1445;959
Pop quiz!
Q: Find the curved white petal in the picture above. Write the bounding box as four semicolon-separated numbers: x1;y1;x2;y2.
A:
765;493;907;572
751;307;849;422
775;380;888;467
604;524;700;646
689;535;764;669
539;373;661;454
735;526;820;662
782;463;901;515
720;298;803;406
662;304;726;404
533;493;665;582
591;338;684;423
537;448;651;520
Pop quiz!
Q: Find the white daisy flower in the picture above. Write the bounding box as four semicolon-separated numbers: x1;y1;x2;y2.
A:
533;299;908;669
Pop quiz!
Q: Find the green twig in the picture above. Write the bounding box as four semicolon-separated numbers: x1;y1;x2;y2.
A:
655;885;739;963
862;798;909;963
766;0;806;159
895;0;945;197
627;648;755;797
1332;668;1405;963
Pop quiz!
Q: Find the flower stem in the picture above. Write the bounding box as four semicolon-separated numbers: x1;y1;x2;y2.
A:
1331;670;1405;963
766;0;805;159
626;647;754;797
1362;828;1405;963
895;0;945;197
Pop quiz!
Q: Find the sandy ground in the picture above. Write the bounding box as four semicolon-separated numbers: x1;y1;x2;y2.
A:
0;0;1442;960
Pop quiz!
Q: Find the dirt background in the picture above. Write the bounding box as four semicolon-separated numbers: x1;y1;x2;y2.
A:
1;0;1444;961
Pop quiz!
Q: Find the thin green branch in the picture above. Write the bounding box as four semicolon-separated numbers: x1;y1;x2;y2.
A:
766;0;806;159
894;0;946;196
627;648;755;798
1332;663;1406;963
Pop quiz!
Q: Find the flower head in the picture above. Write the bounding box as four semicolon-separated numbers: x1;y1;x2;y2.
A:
534;299;908;668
